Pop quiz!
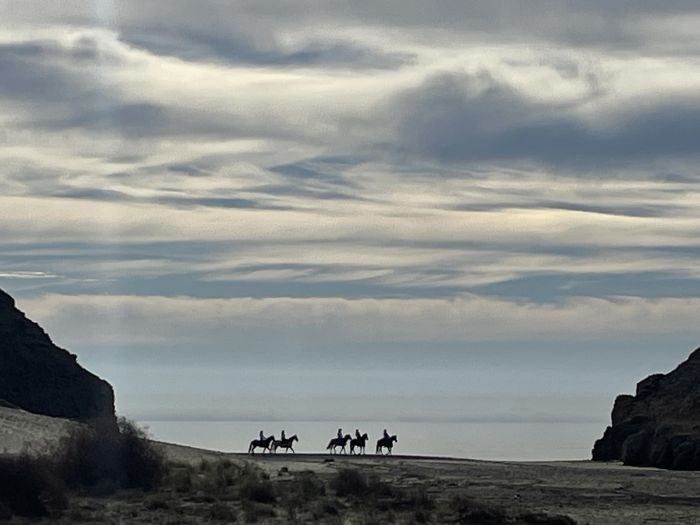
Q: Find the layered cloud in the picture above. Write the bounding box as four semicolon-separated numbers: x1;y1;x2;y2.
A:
20;293;700;347
1;1;699;421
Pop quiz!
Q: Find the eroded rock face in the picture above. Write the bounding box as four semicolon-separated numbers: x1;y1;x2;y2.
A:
592;347;700;469
0;289;115;423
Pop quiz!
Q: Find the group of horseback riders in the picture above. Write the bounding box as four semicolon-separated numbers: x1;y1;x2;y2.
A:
248;427;398;455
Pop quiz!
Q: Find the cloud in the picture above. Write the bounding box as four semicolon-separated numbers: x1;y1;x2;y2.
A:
120;28;414;69
0;271;56;279
391;72;700;168
18;293;700;347
1;3;699;322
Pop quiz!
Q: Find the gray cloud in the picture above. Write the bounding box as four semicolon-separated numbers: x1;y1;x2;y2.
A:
392;72;700;168
0;36;315;143
0;41;102;104
120;29;414;69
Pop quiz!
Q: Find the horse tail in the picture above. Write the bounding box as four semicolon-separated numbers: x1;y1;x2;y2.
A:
326;440;333;450
248;440;254;454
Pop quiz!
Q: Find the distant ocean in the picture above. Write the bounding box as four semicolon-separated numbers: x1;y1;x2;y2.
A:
138;420;605;461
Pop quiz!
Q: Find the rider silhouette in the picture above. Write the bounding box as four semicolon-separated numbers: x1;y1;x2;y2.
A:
337;428;343;439
259;430;265;441
383;428;390;440
281;429;286;441
355;428;361;440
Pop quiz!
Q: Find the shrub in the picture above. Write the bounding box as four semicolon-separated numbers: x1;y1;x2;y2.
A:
238;464;276;503
294;470;326;502
518;512;578;524
55;417;165;492
168;465;194;493
451;495;507;524
332;468;369;498
209;501;237;521
315;497;340;516
391;487;434;512
0;454;67;518
242;500;275;522
197;459;240;495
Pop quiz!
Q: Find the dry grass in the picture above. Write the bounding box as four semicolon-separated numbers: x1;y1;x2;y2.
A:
1;446;580;524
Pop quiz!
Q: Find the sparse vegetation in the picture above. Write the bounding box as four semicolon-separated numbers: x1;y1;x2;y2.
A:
0;441;580;523
451;494;578;525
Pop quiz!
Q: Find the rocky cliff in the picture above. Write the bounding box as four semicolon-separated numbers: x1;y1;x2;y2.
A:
592;346;700;469
0;288;115;423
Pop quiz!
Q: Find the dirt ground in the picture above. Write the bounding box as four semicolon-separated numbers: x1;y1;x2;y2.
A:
158;443;700;524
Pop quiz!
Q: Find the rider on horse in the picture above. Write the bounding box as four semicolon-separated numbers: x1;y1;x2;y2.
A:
281;430;286;441
337;428;343;440
259;430;265;441
355;428;361;440
383;429;390;440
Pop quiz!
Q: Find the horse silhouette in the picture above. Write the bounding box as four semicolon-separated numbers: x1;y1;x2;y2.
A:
271;434;299;454
326;434;352;454
376;434;398;455
248;435;275;454
350;433;369;455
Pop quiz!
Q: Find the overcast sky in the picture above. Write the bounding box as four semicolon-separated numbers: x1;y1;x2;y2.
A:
1;1;699;424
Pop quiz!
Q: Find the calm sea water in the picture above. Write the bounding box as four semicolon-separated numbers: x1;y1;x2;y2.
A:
138;420;605;461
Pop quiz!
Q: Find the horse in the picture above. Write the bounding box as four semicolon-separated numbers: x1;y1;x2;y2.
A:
248;435;275;454
271;434;299;454
376;435;398;455
350;433;369;455
326;434;352;454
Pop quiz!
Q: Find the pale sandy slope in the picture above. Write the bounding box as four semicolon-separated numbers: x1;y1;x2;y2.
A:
0;406;78;455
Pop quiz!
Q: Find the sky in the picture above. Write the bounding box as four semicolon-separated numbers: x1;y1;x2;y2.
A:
1;1;699;426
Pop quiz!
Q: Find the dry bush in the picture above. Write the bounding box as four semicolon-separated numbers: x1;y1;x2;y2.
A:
0;454;67;518
54;417;165;492
331;468;370;498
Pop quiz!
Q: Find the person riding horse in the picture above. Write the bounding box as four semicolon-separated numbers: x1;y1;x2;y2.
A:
355;429;361;440
327;431;352;454
350;431;369;455
272;433;298;453
376;430;398;455
249;433;275;454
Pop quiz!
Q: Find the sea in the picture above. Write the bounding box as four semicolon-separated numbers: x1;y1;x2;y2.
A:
138;420;605;461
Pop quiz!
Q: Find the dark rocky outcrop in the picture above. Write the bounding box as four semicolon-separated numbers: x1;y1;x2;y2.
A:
592;346;700;469
0;288;115;423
